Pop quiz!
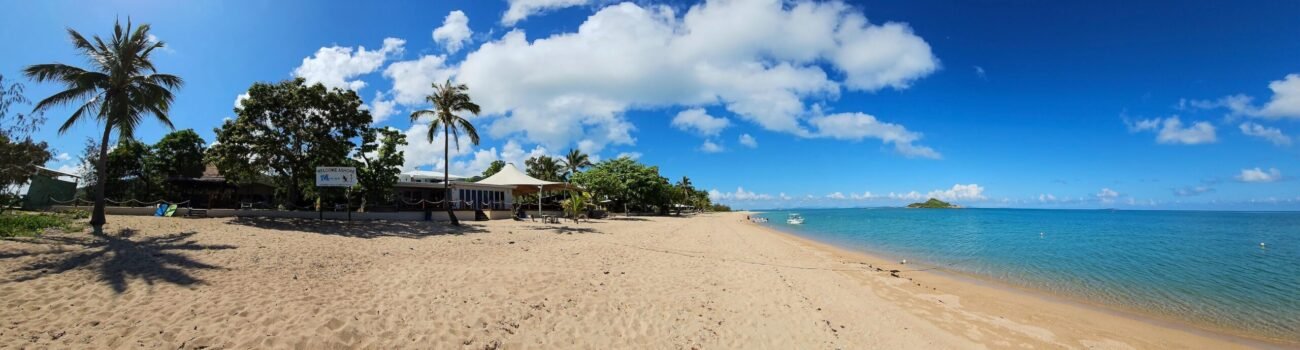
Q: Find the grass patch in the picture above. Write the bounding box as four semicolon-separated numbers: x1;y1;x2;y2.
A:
0;212;86;237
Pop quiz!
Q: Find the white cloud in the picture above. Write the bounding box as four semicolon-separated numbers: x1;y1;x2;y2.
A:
54;152;71;162
456;0;938;154
1185;74;1300;119
1127;116;1216;145
888;191;924;201
826;192;846;199
615;151;642;160
699;140;724;153
502;0;590;26
365;92;399;124
807;112;940;158
146;34;176;54
671;108;730;136
925;184;985;201
849;191;875;200
1173;186;1214;197
973;65;986;79
1038;193;1056;202
383;54;457;106
433;10;473;53
1236;167;1282;183
738;133;758;148
1096;188;1120;203
778;192;791;200
709;187;772;201
1239;122;1291;146
234;93;250;109
292;38;405;91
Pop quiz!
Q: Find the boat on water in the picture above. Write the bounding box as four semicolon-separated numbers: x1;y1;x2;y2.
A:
786;213;805;225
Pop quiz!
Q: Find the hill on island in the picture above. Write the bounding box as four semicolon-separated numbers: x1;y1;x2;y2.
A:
906;198;961;209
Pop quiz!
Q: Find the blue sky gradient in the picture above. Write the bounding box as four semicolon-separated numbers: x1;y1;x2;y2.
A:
2;0;1298;210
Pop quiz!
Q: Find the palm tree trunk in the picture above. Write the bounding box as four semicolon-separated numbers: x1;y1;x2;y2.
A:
444;126;459;226
90;123;112;236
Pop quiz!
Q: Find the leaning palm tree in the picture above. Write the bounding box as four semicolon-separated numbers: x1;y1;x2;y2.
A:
410;79;480;226
24;19;182;235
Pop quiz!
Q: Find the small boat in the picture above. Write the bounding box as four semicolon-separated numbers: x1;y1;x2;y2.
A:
786;213;805;225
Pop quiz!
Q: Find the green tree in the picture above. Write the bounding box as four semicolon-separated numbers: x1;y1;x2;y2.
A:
525;155;563;182
207;79;371;208
1;75;53;213
104;138;156;201
353;128;406;211
152;129;206;179
409;79;480;226
570;156;670;215
674;176;693;215
24;19;183;234
481;160;505;178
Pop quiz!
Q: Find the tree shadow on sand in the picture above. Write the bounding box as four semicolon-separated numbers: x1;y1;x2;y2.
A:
3;229;236;293
228;217;488;239
523;224;603;235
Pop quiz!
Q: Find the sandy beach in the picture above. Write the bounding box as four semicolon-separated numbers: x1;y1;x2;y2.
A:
0;212;1285;349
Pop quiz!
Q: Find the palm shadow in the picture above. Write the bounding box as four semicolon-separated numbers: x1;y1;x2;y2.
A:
524;224;603;234
228;217;488;238
3;229;236;293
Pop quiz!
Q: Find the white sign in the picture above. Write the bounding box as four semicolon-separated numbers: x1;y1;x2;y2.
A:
315;167;357;187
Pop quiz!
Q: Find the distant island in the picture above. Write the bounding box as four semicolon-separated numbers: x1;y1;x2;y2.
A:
907;198;961;209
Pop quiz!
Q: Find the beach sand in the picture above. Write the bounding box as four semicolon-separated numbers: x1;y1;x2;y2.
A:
0;212;1284;349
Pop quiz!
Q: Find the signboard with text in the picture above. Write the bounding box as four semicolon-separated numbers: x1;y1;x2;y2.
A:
315;167;357;187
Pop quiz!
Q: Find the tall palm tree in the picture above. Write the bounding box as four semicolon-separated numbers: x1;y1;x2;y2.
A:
410;79;480;226
25;19;182;235
561;148;592;181
677;176;692;215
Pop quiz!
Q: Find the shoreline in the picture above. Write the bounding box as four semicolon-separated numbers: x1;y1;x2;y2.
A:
740;212;1295;348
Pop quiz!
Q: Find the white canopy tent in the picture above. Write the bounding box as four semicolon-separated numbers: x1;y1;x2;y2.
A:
475;163;577;217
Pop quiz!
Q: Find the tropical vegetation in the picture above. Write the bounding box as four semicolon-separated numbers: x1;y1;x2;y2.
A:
409;79;480;226
907;198;959;209
0;75;53;214
23;19;183;234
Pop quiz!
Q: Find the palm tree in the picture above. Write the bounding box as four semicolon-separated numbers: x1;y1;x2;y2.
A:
561;148;592;181
677;176;692;214
24;19;182;235
410;79;480;226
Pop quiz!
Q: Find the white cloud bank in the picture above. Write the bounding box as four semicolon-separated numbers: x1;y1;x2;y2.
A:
293;38;405;91
450;0;939;154
433;11;473;53
502;0;590;26
709;187;773;201
1239;122;1291;146
1127;116;1216;145
1186;73;1300;119
1237;167;1282;183
1096;188;1120;203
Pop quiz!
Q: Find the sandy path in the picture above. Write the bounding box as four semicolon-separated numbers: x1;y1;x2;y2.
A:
0;212;1283;349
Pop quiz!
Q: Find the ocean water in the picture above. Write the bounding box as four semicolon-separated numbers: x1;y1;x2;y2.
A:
755;208;1300;342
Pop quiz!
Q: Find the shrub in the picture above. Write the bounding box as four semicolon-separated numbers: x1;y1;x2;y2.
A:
0;212;84;237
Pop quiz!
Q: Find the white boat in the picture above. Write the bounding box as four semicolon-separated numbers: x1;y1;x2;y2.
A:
786;213;805;225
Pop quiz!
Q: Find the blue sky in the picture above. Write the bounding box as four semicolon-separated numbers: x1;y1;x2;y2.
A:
3;0;1298;210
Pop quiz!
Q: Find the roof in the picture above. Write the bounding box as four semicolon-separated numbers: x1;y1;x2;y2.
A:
35;166;80;179
474;163;576;194
401;170;466;180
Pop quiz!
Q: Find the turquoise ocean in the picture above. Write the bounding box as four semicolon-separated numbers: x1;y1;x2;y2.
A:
754;208;1299;342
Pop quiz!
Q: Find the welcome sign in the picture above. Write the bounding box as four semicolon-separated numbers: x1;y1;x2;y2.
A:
315;167;357;187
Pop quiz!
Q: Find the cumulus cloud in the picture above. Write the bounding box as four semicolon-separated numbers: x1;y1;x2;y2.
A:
365;92;399;124
808;112;940;158
1127;116;1216;145
433;11;473;53
1038;193;1056;202
672;108;730;136
699;140;724;153
54;152;71;162
925;184;985;201
234;93;250;109
1239;122;1291;146
709;187;773;201
502;0;590;26
849;191;875;200
455;0;939;154
383;55;457;106
1184;74;1300;119
826;192;846;199
293;38;405;91
1236;167;1282;183
738;133;758;148
1096;188;1120;203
